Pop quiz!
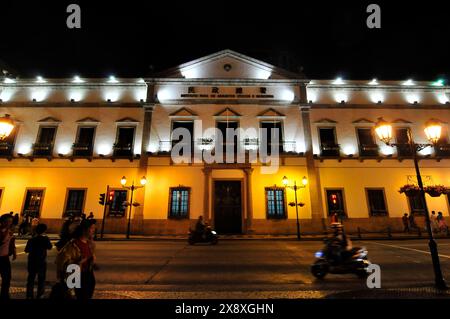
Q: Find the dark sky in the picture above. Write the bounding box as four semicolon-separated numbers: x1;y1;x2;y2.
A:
1;1;449;80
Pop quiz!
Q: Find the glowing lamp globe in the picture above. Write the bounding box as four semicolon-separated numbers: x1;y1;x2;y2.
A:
0;114;14;141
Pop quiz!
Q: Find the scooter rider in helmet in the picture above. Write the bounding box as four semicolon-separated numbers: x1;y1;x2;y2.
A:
328;222;352;263
195;216;206;238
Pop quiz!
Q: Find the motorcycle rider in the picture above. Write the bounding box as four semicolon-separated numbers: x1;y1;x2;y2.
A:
327;222;352;263
195;216;206;239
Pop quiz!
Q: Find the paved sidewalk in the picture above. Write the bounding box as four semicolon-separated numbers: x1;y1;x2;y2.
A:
15;231;450;242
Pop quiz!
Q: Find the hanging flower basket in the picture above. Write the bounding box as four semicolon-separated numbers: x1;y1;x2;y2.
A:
399;184;420;197
424;185;450;197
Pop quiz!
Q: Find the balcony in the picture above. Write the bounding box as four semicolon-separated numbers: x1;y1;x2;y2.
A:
32;143;54;157
72;143;93;157
320;143;340;157
113;143;133;157
395;143;413;158
0;142;14;157
435;143;450;158
359;144;379;157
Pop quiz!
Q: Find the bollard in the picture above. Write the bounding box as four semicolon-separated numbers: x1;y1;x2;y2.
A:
387;227;392;239
418;227;422;237
357;227;362;239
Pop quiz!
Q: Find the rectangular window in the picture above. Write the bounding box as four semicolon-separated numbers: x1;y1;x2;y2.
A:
0;126;18;157
22;189;45;218
395;127;413;157
319;127;339;157
168;187;190;218
73;127;95;157
0;188;3;209
260;121;283;154
216;121;239;161
265;187;286;219
64;189;86;217
357;128;378;157
326;189;347;218
113;127;135;157
33;126;57;156
171;121;194;155
408;194;426;215
366;188;388;216
108;190;128;217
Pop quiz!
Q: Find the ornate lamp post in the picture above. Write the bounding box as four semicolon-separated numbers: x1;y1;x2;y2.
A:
121;175;147;239
282;175;308;240
374;117;447;290
0;114;15;141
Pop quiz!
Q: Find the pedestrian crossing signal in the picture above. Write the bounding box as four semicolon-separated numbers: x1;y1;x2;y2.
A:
108;190;115;204
99;193;106;206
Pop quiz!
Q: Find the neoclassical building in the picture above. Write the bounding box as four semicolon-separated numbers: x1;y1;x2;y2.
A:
0;50;449;235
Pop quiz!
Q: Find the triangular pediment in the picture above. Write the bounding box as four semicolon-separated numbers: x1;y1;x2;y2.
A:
214;107;241;117
314;118;337;124
156;49;304;80
76;117;100;123
169;107;198;117
38;116;61;123
352;118;374;124
392;118;412;124
257;108;285;117
116;117;139;123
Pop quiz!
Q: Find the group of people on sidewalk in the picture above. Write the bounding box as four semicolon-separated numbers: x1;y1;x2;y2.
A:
0;212;98;300
402;211;448;234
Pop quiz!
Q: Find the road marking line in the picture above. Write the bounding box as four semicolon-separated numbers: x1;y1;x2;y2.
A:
367;241;450;259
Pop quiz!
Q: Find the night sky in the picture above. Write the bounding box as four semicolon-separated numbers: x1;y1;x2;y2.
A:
1;1;449;81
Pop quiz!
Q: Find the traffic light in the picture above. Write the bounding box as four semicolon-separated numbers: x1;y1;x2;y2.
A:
99;193;106;206
108;190;115;205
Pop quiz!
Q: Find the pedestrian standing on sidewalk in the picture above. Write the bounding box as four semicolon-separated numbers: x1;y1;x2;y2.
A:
408;213;417;231
437;212;448;234
25;223;53;299
402;213;410;233
0;214;17;299
430;211;439;233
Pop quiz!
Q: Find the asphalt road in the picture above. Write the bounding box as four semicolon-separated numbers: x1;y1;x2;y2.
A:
9;238;450;299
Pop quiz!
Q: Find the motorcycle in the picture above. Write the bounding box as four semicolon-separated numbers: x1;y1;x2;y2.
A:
188;226;219;245
311;239;371;279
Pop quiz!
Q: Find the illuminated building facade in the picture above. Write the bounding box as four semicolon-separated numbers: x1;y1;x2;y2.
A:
0;50;449;235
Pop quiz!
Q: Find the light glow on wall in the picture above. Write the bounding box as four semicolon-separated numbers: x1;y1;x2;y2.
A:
157;89;173;102
36;76;46;83
134;88;147;102
103;89;121;102
369;91;385;103
368;78;379;85
436;93;449;104
4;78;15;84
343;145;356;156
334;91;348;103
306;89;318;103
380;144;394;156
108;75;119;83
431;79;445;87
147;143;159;153
97;144;112;156
419;147;433;156
254;69;272;80
280;89;295;102
17;144;32;155
404;93;420;104
30;88;49;102
68;90;85;102
57;144;72;155
181;68;199;79
0;88;15;102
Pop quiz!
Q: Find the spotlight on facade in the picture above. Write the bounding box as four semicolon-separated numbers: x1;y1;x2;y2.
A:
36;76;46;83
377;101;382;104
107;99;112;103
402;79;414;86
108;75;119;83
369;78;379;85
432;79;445;87
4;78;15;84
32;98;37;103
332;77;345;85
70;99;75;103
73;75;84;83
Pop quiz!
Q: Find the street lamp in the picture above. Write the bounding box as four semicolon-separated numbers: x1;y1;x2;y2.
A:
374;117;447;290
282;175;308;240
0;114;15;141
120;175;147;239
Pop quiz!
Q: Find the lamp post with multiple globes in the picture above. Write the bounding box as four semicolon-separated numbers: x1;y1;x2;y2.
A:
120;175;147;239
374;117;447;290
282;175;308;240
0;114;15;141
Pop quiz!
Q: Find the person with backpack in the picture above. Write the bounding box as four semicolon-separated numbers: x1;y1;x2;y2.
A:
0;214;16;299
